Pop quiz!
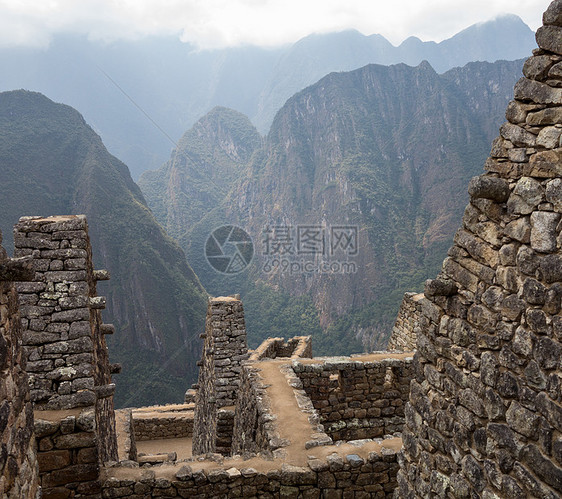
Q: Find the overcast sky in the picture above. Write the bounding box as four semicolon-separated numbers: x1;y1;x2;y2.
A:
0;0;553;50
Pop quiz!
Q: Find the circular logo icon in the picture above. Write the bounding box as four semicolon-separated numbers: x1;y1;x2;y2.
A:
205;225;253;274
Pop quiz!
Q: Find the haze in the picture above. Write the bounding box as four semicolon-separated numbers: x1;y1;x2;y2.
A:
0;0;552;49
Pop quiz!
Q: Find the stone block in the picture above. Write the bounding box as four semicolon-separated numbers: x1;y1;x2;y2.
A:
537;25;562;55
544;0;562;26
37;450;71;472
515;77;562;105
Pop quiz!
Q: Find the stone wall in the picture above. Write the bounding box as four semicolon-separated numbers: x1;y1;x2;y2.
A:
192;296;248;456
397;3;562;497
0;233;40;498
249;336;312;361
231;363;279;457
102;445;400;497
14;216;116;412
388;292;423;352
293;355;413;442
132;405;194;441
13;215;119;497
34;408;101;497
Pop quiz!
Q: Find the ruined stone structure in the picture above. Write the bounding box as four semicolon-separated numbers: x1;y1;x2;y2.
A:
397;2;562;496
13;215;118;498
248;336;313;361
3;2;562;497
0;214;412;497
0;232;40;498
192;296;249;456
95;289;411;497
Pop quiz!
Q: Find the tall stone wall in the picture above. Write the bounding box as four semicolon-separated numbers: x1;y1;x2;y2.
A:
0;232;40;498
192;296;248;456
388;292;423;352
397;2;562;497
13;215;118;496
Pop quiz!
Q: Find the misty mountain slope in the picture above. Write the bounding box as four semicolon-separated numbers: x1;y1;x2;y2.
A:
253;14;533;131
138;107;263;247
397;14;535;70
0;90;207;407
0;15;534;177
140;58;524;352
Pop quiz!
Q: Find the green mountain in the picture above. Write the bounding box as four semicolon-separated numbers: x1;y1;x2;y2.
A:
0;15;534;177
138;107;263;248
140;58;524;353
0;90;207;407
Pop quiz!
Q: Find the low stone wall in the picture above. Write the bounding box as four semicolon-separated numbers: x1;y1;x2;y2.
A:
102;443;401;498
249;336;312;361
0;244;40;499
132;405;194;441
231;364;278;457
387;292;423;351
293;355;414;442
34;408;101;498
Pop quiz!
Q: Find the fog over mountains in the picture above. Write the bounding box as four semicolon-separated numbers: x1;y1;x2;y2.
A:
0;12;537;406
0;14;534;178
139;58;525;355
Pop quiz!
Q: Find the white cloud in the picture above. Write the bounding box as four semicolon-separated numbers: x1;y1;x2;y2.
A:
0;0;553;49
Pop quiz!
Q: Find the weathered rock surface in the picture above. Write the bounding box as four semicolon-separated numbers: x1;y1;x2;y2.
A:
397;3;562;497
0;231;40;498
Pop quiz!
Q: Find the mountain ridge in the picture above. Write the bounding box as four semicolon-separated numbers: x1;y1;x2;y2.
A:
0;14;534;177
140;57;525;353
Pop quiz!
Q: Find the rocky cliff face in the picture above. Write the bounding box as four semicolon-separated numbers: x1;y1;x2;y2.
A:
0;90;207;407
141;59;524;352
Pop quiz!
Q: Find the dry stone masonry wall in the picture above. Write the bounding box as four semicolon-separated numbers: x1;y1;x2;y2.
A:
192;296;249;456
14;216;116;413
13;215;118;497
131;405;194;441
102;446;401;498
249;336;313;361
388;293;424;352
0;232;40;498
294;356;413;442
34;408;101;497
397;2;562;497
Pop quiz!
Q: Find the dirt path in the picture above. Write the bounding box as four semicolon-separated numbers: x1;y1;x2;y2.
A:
253;360;315;466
